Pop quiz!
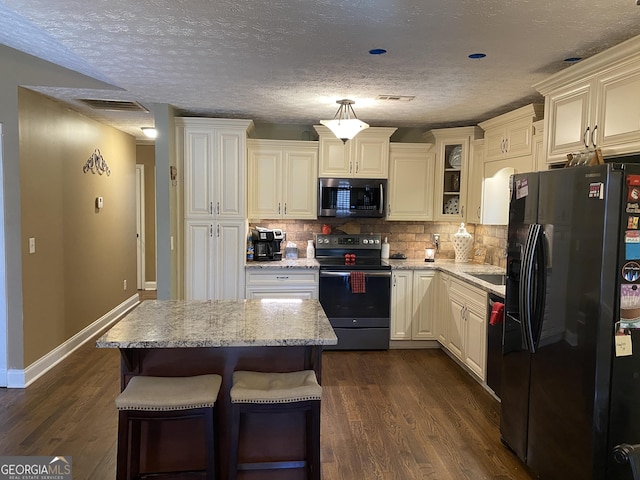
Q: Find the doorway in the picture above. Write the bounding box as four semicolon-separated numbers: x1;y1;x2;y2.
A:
136;164;146;290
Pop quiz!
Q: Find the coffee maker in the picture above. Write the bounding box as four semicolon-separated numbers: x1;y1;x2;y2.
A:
251;228;284;261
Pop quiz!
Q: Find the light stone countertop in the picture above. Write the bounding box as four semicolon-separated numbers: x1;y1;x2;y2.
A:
243;258;505;298
245;258;319;269
96;299;338;348
385;259;506;298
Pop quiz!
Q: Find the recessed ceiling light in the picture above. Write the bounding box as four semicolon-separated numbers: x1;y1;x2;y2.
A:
564;57;582;63
468;53;486;59
369;48;387;55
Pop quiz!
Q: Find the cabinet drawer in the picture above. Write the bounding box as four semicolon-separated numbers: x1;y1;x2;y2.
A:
449;277;486;307
246;270;319;285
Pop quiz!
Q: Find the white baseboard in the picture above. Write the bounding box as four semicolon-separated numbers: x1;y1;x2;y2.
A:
7;294;140;388
144;281;157;290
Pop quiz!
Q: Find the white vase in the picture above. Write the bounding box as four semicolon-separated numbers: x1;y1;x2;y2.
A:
453;223;473;263
306;240;315;258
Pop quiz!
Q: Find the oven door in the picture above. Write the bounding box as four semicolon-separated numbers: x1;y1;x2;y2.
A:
319;269;391;350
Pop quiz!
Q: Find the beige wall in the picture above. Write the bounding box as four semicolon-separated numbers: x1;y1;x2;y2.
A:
136;145;157;284
19;88;137;366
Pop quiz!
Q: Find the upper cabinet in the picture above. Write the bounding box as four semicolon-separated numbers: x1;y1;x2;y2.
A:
424;126;483;222
466;139;484;224
535;36;640;163
313;125;397;178
247;139;318;220
178;118;254;220
386;143;435;221
479;104;543;162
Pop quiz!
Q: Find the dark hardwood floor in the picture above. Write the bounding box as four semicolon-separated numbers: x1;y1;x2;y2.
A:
0;293;533;479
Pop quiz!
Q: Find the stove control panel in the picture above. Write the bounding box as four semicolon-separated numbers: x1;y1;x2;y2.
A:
315;234;382;250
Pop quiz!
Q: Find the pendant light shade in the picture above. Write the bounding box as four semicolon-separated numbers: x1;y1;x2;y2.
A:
320;99;369;143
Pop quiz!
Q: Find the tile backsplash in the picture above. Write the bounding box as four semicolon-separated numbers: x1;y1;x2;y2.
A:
250;219;507;269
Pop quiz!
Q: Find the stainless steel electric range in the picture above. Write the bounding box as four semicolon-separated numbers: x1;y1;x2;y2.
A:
315;233;391;350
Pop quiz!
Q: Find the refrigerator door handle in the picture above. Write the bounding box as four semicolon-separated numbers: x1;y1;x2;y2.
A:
520;224;541;353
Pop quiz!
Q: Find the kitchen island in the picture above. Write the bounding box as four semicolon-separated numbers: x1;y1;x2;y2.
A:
96;299;337;479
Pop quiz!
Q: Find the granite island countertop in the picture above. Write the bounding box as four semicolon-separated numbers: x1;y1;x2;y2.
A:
96;299;338;349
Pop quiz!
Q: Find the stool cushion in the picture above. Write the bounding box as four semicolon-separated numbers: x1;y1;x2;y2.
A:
116;374;222;411
230;370;322;404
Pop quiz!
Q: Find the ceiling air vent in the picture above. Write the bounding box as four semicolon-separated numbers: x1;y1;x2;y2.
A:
77;99;149;112
376;95;415;102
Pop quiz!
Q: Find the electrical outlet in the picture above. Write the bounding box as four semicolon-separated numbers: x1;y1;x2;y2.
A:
123;279;127;291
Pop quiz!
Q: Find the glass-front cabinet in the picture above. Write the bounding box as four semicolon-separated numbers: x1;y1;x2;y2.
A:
424;126;483;222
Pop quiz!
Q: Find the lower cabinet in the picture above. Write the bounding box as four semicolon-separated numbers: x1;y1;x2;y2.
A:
185;219;246;300
245;269;319;299
390;270;437;340
444;276;488;380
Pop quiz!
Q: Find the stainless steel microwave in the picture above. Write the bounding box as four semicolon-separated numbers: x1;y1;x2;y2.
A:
318;178;386;217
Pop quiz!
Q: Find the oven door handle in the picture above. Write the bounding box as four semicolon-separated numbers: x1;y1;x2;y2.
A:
320;271;392;278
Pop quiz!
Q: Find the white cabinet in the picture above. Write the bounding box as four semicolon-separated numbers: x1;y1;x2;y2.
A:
390;270;437;340
314;125;397;178
479;104;543;162
177;118;253;300
387;143;435;221
180;119;251;219
247;139;318;220
535;37;640;162
185;219;246;300
245;269;319;299
443;276;488;380
465;139;484;224
424;126;483;222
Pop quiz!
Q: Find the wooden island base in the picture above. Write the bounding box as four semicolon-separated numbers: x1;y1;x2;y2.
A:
119;345;322;480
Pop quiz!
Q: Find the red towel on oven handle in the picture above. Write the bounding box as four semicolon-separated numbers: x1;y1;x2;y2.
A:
349;271;366;294
490;302;504;325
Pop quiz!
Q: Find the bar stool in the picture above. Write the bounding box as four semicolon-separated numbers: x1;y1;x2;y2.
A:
115;374;222;480
228;370;322;480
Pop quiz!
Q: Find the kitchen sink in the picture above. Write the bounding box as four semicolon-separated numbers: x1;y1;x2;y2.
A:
469;273;507;286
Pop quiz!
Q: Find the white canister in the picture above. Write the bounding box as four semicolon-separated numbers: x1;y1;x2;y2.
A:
453;223;473;263
306;239;315;258
381;237;390;259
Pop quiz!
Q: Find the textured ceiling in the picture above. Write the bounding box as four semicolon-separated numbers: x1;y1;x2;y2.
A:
1;0;640;140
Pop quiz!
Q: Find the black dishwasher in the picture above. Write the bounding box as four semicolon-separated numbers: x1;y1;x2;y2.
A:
487;292;505;398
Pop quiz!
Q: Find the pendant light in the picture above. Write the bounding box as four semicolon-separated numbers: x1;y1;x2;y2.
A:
320;99;369;143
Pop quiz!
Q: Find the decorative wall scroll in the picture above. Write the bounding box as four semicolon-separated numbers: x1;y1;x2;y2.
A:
82;149;111;176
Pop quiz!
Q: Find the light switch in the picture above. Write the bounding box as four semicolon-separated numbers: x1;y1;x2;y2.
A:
29;237;36;254
96;196;104;209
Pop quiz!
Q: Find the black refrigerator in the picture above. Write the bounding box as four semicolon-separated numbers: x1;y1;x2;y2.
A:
501;163;640;480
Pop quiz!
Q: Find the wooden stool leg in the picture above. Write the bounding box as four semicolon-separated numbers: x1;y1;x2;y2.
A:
116;411;130;480
228;404;241;480
307;402;321;480
204;407;216;480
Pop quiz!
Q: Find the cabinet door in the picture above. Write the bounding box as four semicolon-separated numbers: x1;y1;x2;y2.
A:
214;220;246;300
184;128;214;218
247;146;282;219
283;149;318;219
352;135;389;178
387;146;434;221
436;273;449;345
545;81;594;162
447;296;465;361
412;271;436;339
595;61;640;155
318;136;350;177
215;129;246;218
434;138;469;222
464;302;487;380
466;140;483;224
185;221;214;300
504;117;535;158
483;128;508;161
391;271;412;340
